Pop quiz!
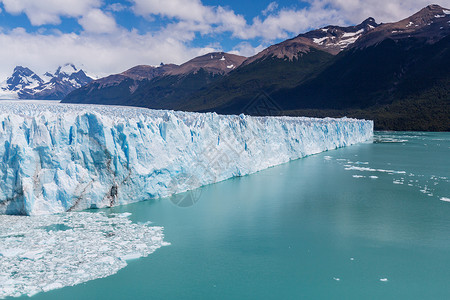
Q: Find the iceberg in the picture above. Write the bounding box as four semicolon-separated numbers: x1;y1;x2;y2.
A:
0;102;373;215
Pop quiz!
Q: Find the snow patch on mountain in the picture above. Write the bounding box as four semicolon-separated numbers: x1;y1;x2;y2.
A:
56;64;78;76
342;29;364;38
313;37;328;45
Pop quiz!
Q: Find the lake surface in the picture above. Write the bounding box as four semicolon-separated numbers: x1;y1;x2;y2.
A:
24;132;450;299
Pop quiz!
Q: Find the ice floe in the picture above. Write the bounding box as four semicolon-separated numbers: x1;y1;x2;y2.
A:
0;212;169;298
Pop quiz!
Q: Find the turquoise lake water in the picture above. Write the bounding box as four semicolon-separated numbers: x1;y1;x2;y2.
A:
26;132;450;300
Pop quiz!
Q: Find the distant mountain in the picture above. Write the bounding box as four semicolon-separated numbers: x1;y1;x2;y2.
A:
62;52;246;106
353;4;450;48
176;17;380;114
0;64;93;100
166;52;246;75
63;16;379;110
242;16;378;66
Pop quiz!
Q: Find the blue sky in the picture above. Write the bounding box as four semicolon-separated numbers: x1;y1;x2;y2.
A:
0;0;447;79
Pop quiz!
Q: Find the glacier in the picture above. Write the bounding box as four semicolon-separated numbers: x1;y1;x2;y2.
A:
0;102;373;215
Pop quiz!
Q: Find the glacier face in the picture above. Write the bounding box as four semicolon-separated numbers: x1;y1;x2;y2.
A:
0;102;373;215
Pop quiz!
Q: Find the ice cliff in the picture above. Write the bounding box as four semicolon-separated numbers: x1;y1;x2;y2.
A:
0;102;373;215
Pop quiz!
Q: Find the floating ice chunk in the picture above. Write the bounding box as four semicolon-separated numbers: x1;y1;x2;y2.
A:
420;186;429;194
440;197;450;202
121;253;142;261
345;166;374;171
380;278;388;282
0;248;25;258
42;282;63;292
0;212;168;298
344;166;406;174
116;212;132;218
333;277;340;281
374;136;408;143
352;175;365;178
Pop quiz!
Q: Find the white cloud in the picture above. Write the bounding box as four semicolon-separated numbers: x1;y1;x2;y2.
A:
229;42;266;57
78;9;118;34
0;28;216;80
310;0;450;24
106;3;128;12
131;0;255;39
237;7;344;40
132;0;212;22
0;0;102;25
262;2;278;16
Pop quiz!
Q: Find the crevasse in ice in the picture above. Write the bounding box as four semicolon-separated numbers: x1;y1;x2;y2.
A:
0;102;373;215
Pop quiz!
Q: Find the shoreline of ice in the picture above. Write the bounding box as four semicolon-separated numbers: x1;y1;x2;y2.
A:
0;102;373;215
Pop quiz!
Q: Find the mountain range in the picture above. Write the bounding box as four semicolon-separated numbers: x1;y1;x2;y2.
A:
0;64;93;100
62;53;246;108
62;4;450;131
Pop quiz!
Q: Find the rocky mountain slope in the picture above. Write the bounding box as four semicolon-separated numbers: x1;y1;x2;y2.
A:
353;4;450;48
0;64;93;100
62;52;245;106
176;17;381;114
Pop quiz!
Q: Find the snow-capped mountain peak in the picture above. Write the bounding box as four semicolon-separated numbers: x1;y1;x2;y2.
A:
3;66;43;92
241;18;380;66
55;63;78;76
0;64;93;100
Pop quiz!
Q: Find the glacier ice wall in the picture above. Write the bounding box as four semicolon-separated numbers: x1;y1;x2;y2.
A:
0;102;373;215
